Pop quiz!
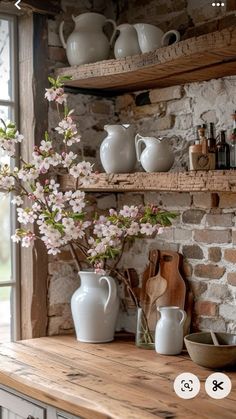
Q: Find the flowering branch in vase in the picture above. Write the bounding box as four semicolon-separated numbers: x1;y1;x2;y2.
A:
0;75;177;344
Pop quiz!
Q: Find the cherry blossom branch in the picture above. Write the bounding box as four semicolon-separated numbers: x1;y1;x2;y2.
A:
69;243;81;271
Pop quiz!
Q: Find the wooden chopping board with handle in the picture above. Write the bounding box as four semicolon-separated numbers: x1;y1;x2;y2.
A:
156;250;186;309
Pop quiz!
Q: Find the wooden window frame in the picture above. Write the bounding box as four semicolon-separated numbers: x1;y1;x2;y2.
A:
18;12;48;339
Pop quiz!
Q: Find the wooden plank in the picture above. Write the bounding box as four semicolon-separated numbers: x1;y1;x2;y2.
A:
21;0;61;14
55;27;236;92
0;336;235;419
60;170;236;193
0;0;61;15
18;14;48;339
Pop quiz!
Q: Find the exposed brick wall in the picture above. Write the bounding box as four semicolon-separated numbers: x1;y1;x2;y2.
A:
46;0;236;336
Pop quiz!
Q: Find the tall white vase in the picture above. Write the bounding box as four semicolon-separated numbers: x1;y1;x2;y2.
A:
71;271;119;343
155;306;186;355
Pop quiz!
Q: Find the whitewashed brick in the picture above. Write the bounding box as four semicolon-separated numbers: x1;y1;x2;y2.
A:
219;304;236;320
150;86;182;103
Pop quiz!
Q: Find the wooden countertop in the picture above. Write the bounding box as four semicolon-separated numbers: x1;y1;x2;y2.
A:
0;335;235;419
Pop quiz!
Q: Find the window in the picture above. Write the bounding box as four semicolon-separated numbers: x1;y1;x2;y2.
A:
0;13;20;341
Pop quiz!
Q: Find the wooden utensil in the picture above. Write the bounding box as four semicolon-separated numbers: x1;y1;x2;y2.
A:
156;250;186;309
145;270;167;330
183;290;194;337
140;249;159;309
211;330;220;346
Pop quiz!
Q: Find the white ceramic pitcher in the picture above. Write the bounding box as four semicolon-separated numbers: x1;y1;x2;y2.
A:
134;23;180;53
100;124;136;173
135;133;174;172
71;271;119;343
59;13;116;66
114;24;141;59
155;306;187;355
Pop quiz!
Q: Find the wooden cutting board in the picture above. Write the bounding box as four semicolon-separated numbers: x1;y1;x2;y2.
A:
156;250;186;309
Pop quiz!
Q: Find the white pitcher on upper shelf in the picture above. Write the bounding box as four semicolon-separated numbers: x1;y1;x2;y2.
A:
134;23;180;53
114;23;141;59
59;13;116;66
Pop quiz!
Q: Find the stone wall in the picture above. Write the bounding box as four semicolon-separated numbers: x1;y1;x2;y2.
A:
46;0;236;336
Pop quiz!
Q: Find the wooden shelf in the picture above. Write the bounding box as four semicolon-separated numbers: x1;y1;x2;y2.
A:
55;27;236;93
60;170;236;193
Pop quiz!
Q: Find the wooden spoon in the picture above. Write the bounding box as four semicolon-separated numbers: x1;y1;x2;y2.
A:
141;249;159;311
211;330;220;346
145;271;167;330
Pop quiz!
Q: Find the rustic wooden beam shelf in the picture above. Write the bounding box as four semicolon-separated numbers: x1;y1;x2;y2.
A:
60;170;236;193
55;27;236;93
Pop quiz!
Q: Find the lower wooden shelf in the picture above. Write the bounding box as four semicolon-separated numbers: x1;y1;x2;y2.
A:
60;170;236;193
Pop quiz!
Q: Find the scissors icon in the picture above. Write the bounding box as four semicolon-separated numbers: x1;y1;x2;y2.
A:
212;380;224;391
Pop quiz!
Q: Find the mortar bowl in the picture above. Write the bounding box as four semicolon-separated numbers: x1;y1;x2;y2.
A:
184;332;236;370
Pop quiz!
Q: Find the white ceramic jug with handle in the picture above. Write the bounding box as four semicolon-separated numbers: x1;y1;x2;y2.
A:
100;124;136;173
71;271;119;343
155;306;187;355
59;13;116;66
134;23;180;53
114;24;141;58
135;133;174;172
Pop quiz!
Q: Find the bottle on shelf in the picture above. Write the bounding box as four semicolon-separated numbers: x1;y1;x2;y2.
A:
188;124;215;171
229;111;236;169
189;125;202;170
216;130;230;170
208;122;216;154
198;124;208;154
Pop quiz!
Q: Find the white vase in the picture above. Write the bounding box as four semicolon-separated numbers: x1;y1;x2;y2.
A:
71;271;119;343
59;13;116;66
155;306;186;355
100;124;136;173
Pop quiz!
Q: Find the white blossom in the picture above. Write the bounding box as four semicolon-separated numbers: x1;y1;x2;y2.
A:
11;196;24;206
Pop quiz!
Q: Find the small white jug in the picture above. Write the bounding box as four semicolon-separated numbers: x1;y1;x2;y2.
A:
114;24;141;59
135;133;174;172
155;306;187;355
134;23;180;53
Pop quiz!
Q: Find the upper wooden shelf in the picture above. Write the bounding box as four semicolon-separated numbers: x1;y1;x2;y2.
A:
60;170;236;193
55;27;236;93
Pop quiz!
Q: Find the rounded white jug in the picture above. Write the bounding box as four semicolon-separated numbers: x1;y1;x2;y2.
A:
71;271;119;343
134;23;180;53
135;133;174;172
59;13;116;66
100;124;136;173
114;24;141;59
155;306;187;355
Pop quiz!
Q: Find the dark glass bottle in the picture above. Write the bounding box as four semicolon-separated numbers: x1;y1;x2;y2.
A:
216;130;230;170
208;122;216;153
229;111;236;169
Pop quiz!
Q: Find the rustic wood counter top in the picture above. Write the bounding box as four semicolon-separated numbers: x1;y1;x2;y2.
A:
0;335;235;419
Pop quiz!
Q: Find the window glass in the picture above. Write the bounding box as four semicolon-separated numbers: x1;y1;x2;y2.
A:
0;286;11;342
0;18;12;101
0;194;11;284
0;14;18;342
0;104;12;120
